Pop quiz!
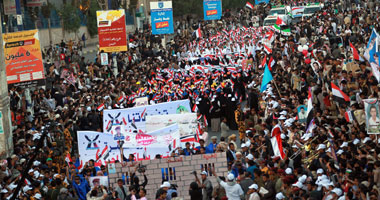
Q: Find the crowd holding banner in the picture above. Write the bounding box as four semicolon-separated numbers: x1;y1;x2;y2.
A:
2;0;380;199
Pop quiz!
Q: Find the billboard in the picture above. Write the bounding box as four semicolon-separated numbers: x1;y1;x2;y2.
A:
150;1;174;35
203;0;222;21
3;0;17;15
97;9;128;52
2;29;45;87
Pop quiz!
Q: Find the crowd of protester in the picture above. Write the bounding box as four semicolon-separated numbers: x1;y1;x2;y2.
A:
1;0;380;199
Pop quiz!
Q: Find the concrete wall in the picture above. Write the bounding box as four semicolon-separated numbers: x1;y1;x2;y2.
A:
37;25;136;49
109;152;228;200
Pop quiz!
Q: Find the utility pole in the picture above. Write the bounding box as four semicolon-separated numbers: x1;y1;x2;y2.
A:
0;15;14;157
15;0;23;31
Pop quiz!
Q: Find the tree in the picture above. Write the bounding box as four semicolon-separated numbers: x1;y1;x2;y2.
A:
222;0;245;11
172;0;203;17
86;0;100;37
41;1;53;44
60;3;81;33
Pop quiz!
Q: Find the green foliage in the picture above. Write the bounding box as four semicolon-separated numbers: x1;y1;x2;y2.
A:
41;2;53;19
86;0;100;37
222;0;246;10
60;3;81;33
172;0;203;17
129;0;138;12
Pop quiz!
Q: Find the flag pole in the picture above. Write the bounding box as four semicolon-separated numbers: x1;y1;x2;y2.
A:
272;79;282;98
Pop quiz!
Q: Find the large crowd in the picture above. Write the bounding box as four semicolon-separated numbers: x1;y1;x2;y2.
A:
1;0;380;199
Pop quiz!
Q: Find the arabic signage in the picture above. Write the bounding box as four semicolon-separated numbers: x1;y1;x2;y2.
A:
103;99;191;134
78;125;180;165
26;0;47;7
3;29;45;87
96;9;128;52
203;0;222;21
150;1;174;35
3;0;16;15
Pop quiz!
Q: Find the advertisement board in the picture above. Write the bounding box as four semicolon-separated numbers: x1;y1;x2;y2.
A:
203;0;222;20
97;9;128;52
3;29;45;87
150;1;174;35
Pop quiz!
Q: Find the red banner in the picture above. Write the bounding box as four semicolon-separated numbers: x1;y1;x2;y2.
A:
97;10;128;52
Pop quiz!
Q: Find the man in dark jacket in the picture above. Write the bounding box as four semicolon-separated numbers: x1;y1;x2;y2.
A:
262;173;275;200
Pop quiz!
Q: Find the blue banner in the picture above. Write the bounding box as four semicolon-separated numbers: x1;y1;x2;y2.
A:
203;0;222;21
150;1;174;35
255;0;269;4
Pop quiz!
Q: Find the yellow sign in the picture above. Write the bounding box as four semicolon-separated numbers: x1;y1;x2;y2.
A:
3;29;45;85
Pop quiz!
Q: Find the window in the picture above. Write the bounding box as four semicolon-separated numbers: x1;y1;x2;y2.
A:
161;167;177;181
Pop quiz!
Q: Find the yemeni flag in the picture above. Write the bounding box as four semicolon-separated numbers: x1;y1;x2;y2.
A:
331;82;350;104
65;153;72;165
344;109;356;123
270;124;285;159
195;27;202;38
271;24;291;36
276;16;286;26
349;41;364;61
263;44;272;54
268;56;275;71
245;2;254;9
306;87;314;127
97;103;105;111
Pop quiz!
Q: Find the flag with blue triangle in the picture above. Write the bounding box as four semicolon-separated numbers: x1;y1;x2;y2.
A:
260;64;273;92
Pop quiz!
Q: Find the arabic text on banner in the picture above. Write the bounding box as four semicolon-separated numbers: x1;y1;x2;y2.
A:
150;1;174;35
3;29;45;85
103;99;191;133
96;10;128;52
203;0;222;21
77;125;180;166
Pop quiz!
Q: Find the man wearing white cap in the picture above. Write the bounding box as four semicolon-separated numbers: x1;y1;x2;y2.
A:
194;171;213;200
247;184;260;200
22;185;33;198
212;168;244;200
275;192;286;200
156;181;171;199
